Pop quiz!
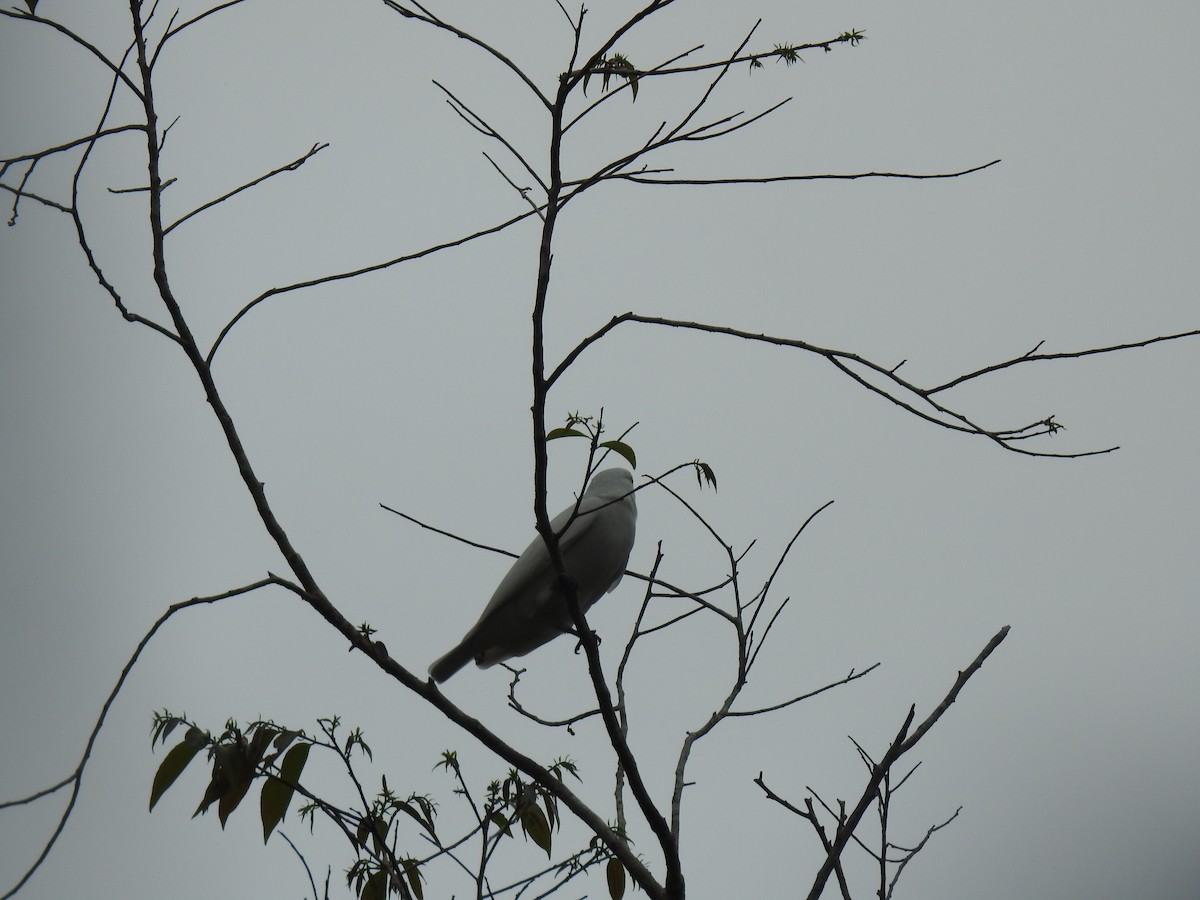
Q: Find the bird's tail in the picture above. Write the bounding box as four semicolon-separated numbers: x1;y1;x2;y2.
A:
429;641;475;683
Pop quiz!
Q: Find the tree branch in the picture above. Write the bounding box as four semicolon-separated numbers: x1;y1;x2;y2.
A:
550;312;1199;457
806;626;1009;899
163;142;330;235
206;205;542;363
609;158;1001;186
1;577;297;899
928;328;1200;393
0;9;143;98
380;0;552;110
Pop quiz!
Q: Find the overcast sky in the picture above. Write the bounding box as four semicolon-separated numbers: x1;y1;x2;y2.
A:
2;2;1198;899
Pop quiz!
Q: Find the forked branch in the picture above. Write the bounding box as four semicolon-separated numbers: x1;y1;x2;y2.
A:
552;313;1200;457
754;626;1009;900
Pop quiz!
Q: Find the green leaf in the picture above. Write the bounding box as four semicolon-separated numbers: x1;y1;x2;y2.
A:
278;744;309;787
260;742;310;843
489;810;512;836
402;858;425;900
606;857;626;900
246;726;277;769
547;427;586;440
149;729;207;811
354;815;371;850
599;440;636;469
774;43;802;66
194;743;236;818
520;802;553;856
259;779;289;844
360;870;387;900
152;715;179;747
694;461;717;490
345;727;373;761
540;790;558;831
217;748;254;828
396;798;434;834
367;815;387;854
263;729;300;768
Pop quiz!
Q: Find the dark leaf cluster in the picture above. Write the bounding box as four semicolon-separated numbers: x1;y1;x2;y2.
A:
583;53;641;101
149;713;310;843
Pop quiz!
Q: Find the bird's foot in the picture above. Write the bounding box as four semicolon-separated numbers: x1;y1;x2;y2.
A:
573;630;602;654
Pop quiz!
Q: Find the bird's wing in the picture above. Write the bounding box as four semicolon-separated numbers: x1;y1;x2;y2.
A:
470;497;599;623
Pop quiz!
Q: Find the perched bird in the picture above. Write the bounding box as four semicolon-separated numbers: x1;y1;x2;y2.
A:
429;468;637;683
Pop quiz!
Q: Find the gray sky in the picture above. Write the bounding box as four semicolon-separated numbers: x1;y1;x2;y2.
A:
2;2;1198;898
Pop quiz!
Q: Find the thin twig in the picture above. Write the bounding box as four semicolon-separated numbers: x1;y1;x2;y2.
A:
2;125;143;167
548;312;1172;457
206;206;543;363
279;832;320;900
163;142;330;235
612;159;1002;186
728;664;880;717
929;328;1200;393
434;80;547;195
380;0;552;110
0;9;143;98
158;0;248;49
381;504;517;559
886;806;962;899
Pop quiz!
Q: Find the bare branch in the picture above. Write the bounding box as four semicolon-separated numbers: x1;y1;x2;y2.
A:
729;664;880;718
0;9;143;99
758;786;855;900
0;775;76;812
803;627;1008;899
381;504;518;560
163;142;330;235
434;80;547;196
886;806;962;899
65;40;181;343
613;158;1002;186
900;625;1010;754
563;585;678;894
612;545;666;834
801;706;916;900
279;832;321;900
928;327;1200;393
667;21;761;140
548;311;1184;457
1;577;298;900
159;0;248;47
745;500;835;669
2;125;143;167
482;152;544;219
206;206;543;363
673;97;792;144
0;181;71;216
380;1;552;110
505;665;603;730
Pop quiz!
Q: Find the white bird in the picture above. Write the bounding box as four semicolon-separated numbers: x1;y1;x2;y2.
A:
429;468;637;683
